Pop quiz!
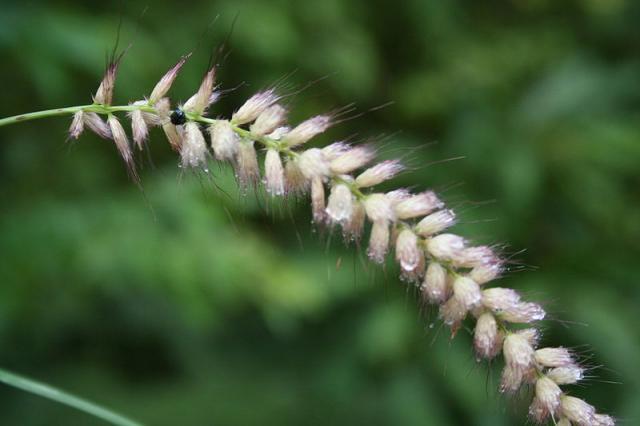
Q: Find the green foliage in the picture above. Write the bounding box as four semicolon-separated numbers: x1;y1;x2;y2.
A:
0;0;638;424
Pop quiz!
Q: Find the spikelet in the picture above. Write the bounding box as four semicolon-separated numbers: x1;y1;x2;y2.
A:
163;123;182;151
421;262;449;304
285;159;308;195
94;60;120;105
355;160;403;188
343;200;366;242
367;220;390;263
250;104;287;137
83;112;112;139
310;177;326;224
107;114;136;179
149;55;190;104
326;183;354;224
329;145;375;175
180;122;208;168
415;209;456;237
234;139;260;187
183;67;216;115
284;115;332;147
129;107;148;150
264;149;285;196
296;148;330;180
209;120;239;162
395;229;422;279
232;90;280;125
474;312;502;359
68;111;84;139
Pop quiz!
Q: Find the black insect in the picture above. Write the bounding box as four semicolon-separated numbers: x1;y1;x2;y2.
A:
170;108;187;125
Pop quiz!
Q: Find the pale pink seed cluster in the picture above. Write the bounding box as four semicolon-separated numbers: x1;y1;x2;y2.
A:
68;55;614;426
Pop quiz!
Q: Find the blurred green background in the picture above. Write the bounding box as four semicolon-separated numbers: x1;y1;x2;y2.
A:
0;0;639;425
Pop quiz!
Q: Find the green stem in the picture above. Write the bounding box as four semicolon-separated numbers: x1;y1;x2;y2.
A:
0;106;91;127
0;367;143;426
0;104;158;128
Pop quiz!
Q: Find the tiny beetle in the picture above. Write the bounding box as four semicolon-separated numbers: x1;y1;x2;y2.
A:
170;108;187;125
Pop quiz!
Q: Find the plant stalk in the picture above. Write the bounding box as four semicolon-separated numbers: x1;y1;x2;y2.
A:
0;367;143;426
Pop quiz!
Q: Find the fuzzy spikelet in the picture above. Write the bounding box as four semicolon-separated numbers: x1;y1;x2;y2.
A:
162;123;182;151
452;276;481;310
367;220;390;263
469;260;503;284
250;104;287;136
284;115;332;147
501;302;546;323
440;296;467;327
285;159;308;194
180;122;208;168
560;396;596;425
421;262;449;304
326;183;354;223
594;414;616;426
152;97;172;124
535;347;574;368
386;188;411;205
364;193;395;223
310;177;326;224
329;145;376;175
107;114;136;177
232;90;280;125
268;126;290;140
322;142;350;160
426;233;466;261
183;67;216;115
415;209;456;237
343;201;365;241
501;332;535;393
395;229;422;275
547;366;583;385
394;191;443;220
83;112;112;139
94;61;119;105
482;288;521;311
296;148;330;180
474;312;502;359
530;376;562;423
355;160;403;188
209;120;239;162
69;111;84;139
234;139;260;187
453;245;498;268
149;55;189;104
518;328;541;346
129;109;148;150
264;149;285;196
482;288;545;323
